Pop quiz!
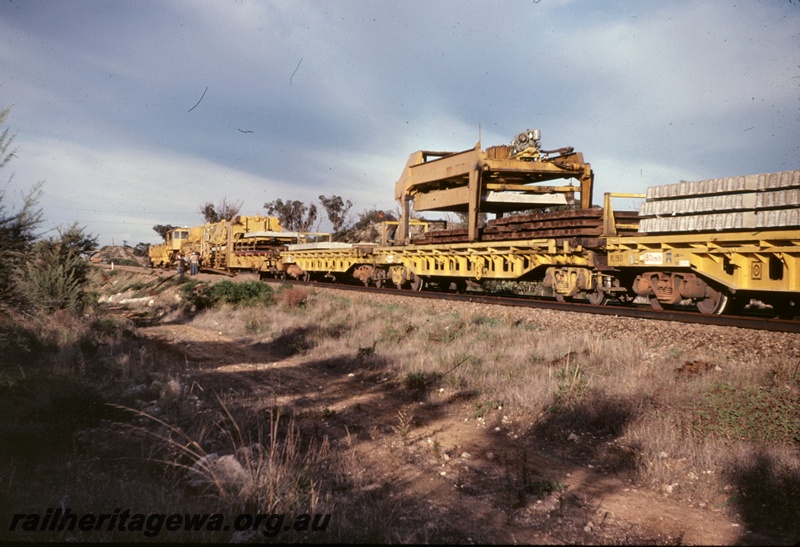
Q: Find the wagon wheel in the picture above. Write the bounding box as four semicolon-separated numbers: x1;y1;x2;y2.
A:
648;296;664;311
554;293;566;303
695;286;728;315
450;279;467;293
586;287;609;306
771;298;797;319
409;275;424;292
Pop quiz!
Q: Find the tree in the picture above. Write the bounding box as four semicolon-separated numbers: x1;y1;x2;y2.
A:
1;105;20;173
263;199;317;232
1;106;43;305
336;208;384;243
0;105;97;315
17;223;98;313
318;194;352;232
55;222;99;257
152;224;178;240
199;197;243;224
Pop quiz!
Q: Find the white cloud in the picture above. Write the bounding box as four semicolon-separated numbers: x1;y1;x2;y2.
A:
1;0;797;246
16;137;292;245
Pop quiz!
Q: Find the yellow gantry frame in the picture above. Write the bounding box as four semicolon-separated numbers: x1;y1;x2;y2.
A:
394;143;594;243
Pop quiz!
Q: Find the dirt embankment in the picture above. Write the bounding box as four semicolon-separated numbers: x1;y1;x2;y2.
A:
124;277;779;545
5;265;797;544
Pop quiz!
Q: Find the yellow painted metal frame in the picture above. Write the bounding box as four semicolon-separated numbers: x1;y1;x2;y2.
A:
281;238;600;282
607;229;800;292
281;247;376;275
395;143;594;242
376;240;596;280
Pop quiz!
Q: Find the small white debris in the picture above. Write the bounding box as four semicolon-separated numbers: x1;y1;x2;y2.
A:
662;483;679;495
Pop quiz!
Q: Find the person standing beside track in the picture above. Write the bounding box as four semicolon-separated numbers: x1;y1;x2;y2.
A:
189;251;199;276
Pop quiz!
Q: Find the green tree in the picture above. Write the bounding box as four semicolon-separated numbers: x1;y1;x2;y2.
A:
152;224;178;240
263;199;317;232
318;194;352;232
0;106;44;306
17;223;98;313
199;197;243;224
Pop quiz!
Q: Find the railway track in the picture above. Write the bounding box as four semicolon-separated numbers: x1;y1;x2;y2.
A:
277;278;800;334
100;264;799;332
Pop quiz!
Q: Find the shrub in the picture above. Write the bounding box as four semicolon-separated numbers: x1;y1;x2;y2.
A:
179;279;213;309
18;245;90;312
181;280;275;310
211;280;274;307
276;285;310;308
13;223;97;314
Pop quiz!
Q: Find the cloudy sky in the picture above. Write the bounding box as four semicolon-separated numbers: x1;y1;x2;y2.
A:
1;0;798;246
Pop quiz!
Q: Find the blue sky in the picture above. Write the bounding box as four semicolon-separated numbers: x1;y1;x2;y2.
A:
1;0;798;246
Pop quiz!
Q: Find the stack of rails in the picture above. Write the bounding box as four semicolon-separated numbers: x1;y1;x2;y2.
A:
411;208;641;245
638;169;800;233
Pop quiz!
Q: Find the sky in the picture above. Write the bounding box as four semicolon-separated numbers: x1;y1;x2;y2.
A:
1;0;798;247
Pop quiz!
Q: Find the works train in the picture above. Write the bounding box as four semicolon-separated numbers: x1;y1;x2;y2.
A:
153;130;800;316
147;215;330;276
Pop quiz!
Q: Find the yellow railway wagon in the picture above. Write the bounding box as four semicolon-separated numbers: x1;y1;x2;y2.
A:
281;236;608;293
606;229;800;314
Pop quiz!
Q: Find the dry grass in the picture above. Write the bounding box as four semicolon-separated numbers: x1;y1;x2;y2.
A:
4;279;799;543
187;290;799;528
